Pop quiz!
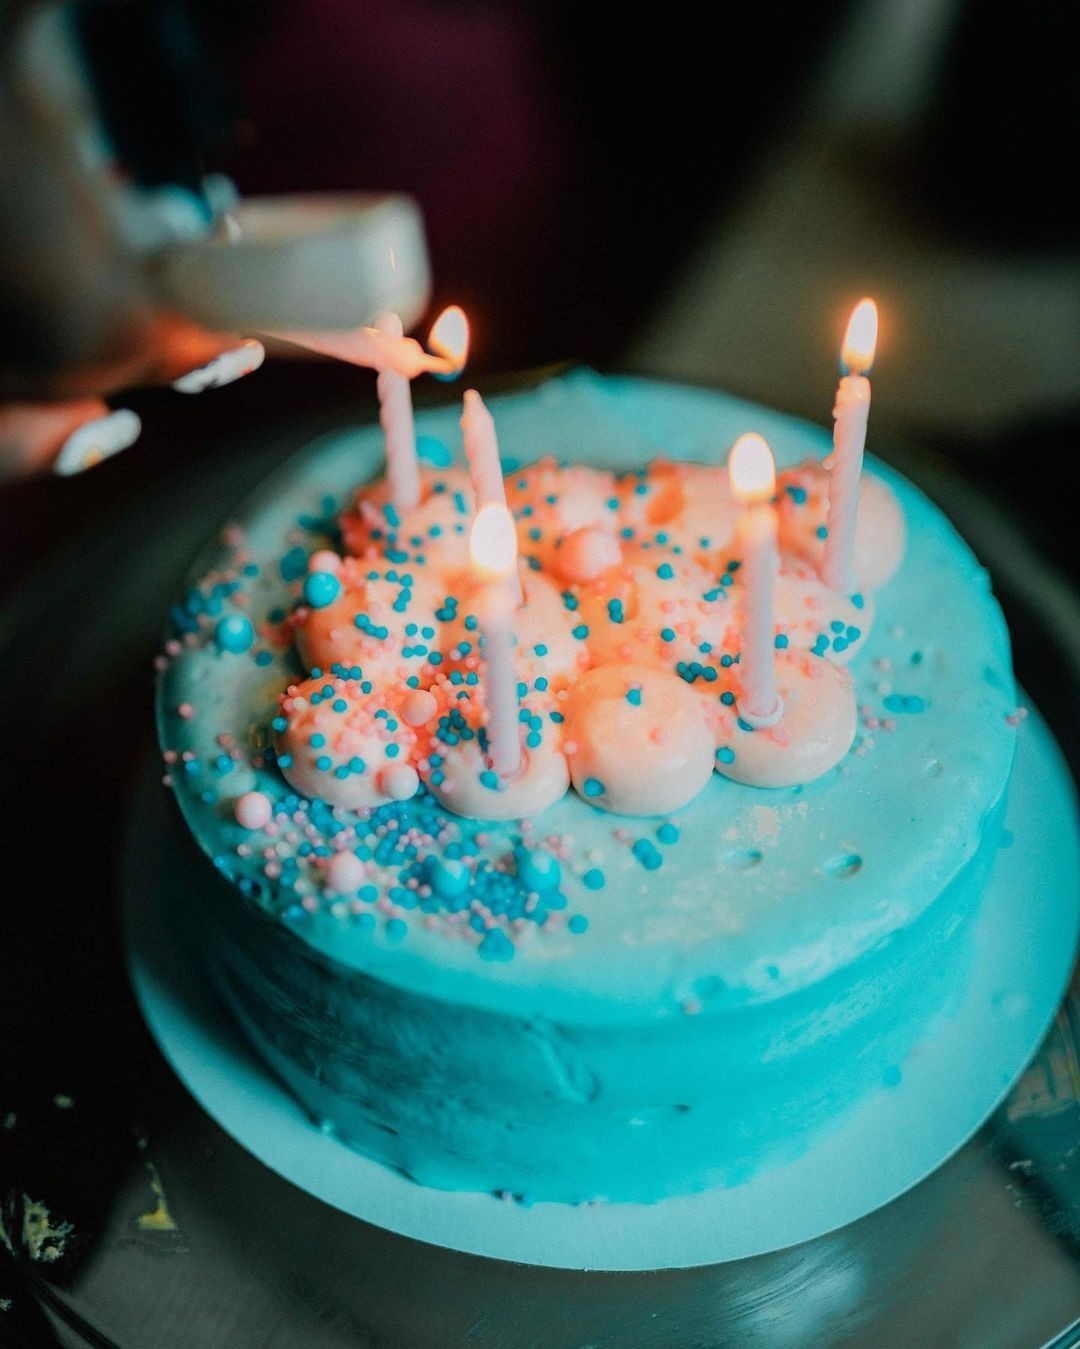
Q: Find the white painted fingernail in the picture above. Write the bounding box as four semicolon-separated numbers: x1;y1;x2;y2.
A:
53;409;142;476
172;339;265;393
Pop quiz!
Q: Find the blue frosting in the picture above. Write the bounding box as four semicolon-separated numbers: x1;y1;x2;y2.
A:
156;371;1017;1203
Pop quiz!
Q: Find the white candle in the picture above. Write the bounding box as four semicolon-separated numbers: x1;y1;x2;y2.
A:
461;389;523;605
375;312;420;511
822;298;878;594
269;304;469;379
461;389;506;507
730;433;783;728
469;504;522;779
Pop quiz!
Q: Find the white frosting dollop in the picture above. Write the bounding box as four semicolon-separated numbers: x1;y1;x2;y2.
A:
564;664;715;814
506;459;617;571
424;733;570;821
617;460;736;561
341;466;476;569
770;562;875;666
576;557;732;669
294;560;443;683
776;462;906;593
274;675;416;809
443;568;587;690
711;651;857;788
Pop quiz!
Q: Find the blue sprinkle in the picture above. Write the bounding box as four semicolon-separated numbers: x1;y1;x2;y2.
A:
479;769;499;790
883;693;927;713
626;687;642;706
816;525;828;540
656;562;675;580
583;777;605;798
280;545;308;582
582;868;606;890
255;651;273;667
657;822;680;845
385;918;408;942
774;633;789;649
567;915;589;934
515;846;562;891
214;614;255;653
716;746;735;764
631;839;663;871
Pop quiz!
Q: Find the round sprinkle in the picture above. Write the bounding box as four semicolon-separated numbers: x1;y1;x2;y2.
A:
303;571;342;609
657;822;679;845
515;846;561;892
214;614;255;653
382;762;420;801
308;550;341;574
583;777;605;798
234;791;272;830
326;851;365;895
568;914;589;934
401;688;438;727
582;868;606;890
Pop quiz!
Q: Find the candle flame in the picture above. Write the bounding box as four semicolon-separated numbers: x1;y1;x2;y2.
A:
428;305;470;372
729;433;776;506
842;298;878;375
469;503;517;578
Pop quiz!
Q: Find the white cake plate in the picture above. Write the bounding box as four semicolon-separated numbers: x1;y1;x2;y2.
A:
123;704;1078;1271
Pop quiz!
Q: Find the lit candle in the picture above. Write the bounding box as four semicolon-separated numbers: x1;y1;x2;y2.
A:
270;304;470;379
375;312;420;511
822;298;878;594
461;388;523;604
730;433;783;728
469;503;522;779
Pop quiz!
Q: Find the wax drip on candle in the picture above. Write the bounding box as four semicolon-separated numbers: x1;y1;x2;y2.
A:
730;433;783;729
822;298;878;594
375;312;420;512
268;304;470;379
469;503;522;779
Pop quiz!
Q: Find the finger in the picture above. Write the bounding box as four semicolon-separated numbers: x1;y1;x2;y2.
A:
171;339;266;394
0;399;138;480
53;408;142;476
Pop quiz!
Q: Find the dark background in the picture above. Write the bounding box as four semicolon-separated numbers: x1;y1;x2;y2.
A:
2;0;1078;596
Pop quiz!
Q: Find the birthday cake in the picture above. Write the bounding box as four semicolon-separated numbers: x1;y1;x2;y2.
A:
155;370;1017;1205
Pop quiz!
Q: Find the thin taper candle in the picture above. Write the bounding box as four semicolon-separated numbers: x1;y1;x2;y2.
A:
375;312;420;511
470;504;522;779
822;298;878;594
730;434;782;727
462;389;523;604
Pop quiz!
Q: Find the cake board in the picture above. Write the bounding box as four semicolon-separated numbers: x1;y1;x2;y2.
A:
122;700;1079;1272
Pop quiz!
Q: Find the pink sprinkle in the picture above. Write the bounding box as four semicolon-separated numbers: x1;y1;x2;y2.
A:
235;791;273;830
177;703;196;720
309;549;342;574
326;851;365;895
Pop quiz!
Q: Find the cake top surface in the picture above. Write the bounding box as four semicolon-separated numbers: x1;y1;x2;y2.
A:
157;370;1017;1024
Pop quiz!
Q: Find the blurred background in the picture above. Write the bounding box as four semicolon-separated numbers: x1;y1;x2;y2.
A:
2;0;1078;594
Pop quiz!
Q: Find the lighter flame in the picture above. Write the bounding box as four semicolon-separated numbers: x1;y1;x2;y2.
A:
729;433;776;506
428;305;470;371
469;503;518;577
842;298;878;375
